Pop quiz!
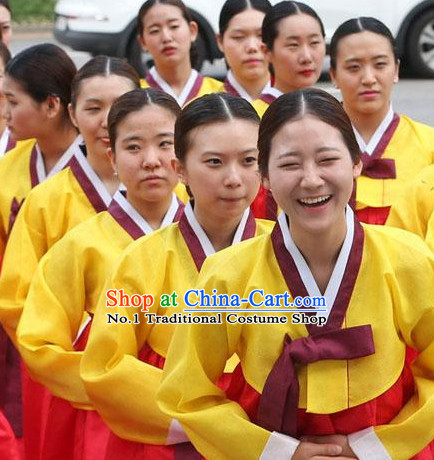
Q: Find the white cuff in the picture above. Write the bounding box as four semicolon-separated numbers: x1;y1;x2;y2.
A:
348;427;392;460
166;419;189;445
259;431;300;459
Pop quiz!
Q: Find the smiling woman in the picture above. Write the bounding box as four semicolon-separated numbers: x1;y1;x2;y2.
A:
158;88;434;460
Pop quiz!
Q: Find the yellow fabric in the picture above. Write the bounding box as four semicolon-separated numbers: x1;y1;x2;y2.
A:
356;115;434;210
173;182;189;203
81;218;272;444
387;164;434;251
0;168;104;343
139;75;222;106
16;211;134;409
0;139;36;258
251;99;269;118
158;224;434;460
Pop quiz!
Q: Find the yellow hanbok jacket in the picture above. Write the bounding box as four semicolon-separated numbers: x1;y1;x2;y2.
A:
158;213;434;460
81;203;273;445
356;115;434;212
0;151;112;342
17;191;183;410
140;68;221;107
387;164;434;251
0;136;83;259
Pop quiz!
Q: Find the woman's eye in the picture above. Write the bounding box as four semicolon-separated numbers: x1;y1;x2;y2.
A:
206;158;221;166
244;156;258;165
280;163;299;170
160;140;174;148
319;157;338;164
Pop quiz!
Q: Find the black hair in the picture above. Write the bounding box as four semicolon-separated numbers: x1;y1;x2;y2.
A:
219;0;272;35
258;88;360;174
262;1;325;50
70;56;140;108
137;0;199;68
5;43;76;119
175;92;260;162
108;88;181;152
330;17;397;70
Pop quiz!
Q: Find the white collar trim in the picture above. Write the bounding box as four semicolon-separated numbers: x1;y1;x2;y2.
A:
149;67;198;107
353;105;394;155
184;201;250;256
278;206;355;320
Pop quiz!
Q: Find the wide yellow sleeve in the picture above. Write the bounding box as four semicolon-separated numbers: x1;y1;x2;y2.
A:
80;233;180;444
0;140;35;259
0;198;48;344
386;165;434;241
373;232;434;459
426;214;434;252
157;263;277;460
16;233;96;408
0;171;97;343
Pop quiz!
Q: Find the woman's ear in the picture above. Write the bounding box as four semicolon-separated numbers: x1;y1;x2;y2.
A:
189;21;199;43
393;59;400;84
353;159;363;179
262;174;271;190
329;68;338;88
108;147;117;175
216;33;224;54
138;33;147;52
68;103;79;129
172;157;187;184
45;95;62;119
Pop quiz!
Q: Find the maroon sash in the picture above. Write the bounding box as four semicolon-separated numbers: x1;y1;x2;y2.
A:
257;215;375;437
360;114;400;180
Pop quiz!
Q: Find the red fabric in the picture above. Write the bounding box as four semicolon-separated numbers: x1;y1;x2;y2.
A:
40;397;110;460
0;409;19;460
356;206;391;225
105;345;206;460
226;359;433;459
22;366;50;460
105;436;203;460
250;185;277;221
28;318;110;460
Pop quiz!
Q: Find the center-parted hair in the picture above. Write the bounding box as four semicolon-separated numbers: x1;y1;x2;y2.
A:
330;17;397;70
70;56;140;108
137;0;199;69
219;0;272;35
262;1;325;50
108;88;181;152
137;0;192;36
258;88;360;174
5;44;76;119
174;92;260;162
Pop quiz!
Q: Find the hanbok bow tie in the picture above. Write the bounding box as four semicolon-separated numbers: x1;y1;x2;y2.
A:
361;152;396;179
257;325;375;437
